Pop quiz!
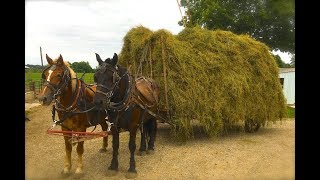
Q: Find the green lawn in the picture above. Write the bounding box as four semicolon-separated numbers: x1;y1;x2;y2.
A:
287;106;295;118
25;72;95;84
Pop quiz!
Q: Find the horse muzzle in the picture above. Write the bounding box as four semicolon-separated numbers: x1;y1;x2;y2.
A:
38;94;53;106
94;98;109;111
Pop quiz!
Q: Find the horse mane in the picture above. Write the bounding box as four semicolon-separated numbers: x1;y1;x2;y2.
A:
66;63;77;92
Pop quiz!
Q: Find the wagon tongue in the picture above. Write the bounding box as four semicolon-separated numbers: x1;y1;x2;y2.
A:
46;128;108;144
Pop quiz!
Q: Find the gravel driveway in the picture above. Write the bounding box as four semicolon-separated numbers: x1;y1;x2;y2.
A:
25;104;294;180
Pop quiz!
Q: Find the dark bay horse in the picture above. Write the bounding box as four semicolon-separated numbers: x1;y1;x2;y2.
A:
93;53;160;178
38;54;109;177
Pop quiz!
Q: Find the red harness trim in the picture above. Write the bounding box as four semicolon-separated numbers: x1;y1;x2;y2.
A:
46;129;108;143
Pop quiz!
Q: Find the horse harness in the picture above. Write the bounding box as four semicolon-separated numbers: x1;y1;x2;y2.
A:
42;65;98;131
95;63;166;132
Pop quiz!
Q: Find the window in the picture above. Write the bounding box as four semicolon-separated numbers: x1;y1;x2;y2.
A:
279;78;284;89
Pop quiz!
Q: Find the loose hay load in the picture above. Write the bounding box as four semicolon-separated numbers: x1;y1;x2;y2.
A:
118;25;286;141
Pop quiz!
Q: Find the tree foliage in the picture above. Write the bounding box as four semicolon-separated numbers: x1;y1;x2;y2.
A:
273;54;292;68
179;0;295;54
290;55;295;67
71;61;94;73
25;64;46;73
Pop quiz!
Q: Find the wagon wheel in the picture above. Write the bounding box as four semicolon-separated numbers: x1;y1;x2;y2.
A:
244;119;261;133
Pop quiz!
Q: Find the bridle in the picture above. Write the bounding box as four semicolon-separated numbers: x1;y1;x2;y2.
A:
95;64;120;97
42;64;97;129
95;63;132;111
41;65;71;99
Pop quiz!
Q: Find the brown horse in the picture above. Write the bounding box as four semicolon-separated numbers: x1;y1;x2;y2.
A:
38;54;109;177
93;53;160;178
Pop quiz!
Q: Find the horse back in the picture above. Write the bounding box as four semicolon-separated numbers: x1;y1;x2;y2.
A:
84;84;97;103
135;76;160;107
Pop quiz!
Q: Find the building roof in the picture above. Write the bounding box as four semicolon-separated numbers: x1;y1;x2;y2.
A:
279;68;295;74
25;66;30;69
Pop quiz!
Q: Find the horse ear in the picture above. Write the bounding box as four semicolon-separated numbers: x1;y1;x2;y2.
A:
95;53;103;65
46;54;53;65
110;53;118;66
56;54;64;66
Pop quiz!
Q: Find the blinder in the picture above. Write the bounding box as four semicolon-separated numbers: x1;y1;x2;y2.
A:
41;65;57;80
97;64;120;85
95;63;121;97
41;64;70;96
113;71;120;83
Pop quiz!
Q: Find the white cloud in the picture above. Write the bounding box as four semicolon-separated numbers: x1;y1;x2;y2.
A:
25;0;184;68
272;50;293;64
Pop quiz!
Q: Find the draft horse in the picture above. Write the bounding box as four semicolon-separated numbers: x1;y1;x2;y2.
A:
93;53;160;178
38;54;110;177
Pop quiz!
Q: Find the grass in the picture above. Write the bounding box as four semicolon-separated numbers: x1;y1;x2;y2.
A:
25;72;95;84
287;106;295;118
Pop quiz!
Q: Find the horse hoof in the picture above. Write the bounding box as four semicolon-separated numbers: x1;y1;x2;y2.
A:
60;171;71;178
147;149;155;155
73;172;85;179
137;151;146;156
106;169;118;176
125;171;137;179
99;148;107;153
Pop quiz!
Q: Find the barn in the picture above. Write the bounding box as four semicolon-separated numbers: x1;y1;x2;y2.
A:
279;68;295;105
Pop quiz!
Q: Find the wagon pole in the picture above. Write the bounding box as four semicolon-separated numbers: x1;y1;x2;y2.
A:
161;35;170;119
149;44;153;78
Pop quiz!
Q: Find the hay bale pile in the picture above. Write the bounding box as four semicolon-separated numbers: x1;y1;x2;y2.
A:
118;25;286;141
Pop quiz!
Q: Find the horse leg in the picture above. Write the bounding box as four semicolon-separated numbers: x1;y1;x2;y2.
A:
126;129;138;179
97;110;109;153
62;136;72;176
138;109;147;156
138;124;147;156
74;140;85;177
99;120;109;153
147;118;157;154
107;130;119;176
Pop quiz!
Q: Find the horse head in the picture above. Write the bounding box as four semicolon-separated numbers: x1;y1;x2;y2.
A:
38;54;74;105
93;53;121;110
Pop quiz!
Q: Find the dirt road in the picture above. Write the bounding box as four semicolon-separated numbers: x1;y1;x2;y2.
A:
25;103;294;180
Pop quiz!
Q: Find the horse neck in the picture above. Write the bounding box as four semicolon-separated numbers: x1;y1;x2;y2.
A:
57;70;78;106
57;81;74;106
112;67;129;102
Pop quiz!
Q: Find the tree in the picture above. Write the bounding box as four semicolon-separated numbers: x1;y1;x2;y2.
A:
273;54;291;68
25;64;46;72
71;61;94;73
179;0;295;54
290;54;295;67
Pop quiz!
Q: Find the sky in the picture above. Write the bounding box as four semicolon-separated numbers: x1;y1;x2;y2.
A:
25;0;292;69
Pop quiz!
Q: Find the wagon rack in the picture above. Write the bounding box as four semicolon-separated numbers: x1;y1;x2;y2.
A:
46;105;110;144
132;36;173;126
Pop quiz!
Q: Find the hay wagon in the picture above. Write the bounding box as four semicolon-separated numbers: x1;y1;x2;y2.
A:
118;26;286;141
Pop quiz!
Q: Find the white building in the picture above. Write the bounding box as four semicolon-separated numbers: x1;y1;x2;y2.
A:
279;68;295;105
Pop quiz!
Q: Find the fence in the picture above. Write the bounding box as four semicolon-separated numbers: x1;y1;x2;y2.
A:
25;80;43;94
25;78;95;94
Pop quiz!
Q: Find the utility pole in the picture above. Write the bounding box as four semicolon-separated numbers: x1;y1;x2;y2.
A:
40;46;43;67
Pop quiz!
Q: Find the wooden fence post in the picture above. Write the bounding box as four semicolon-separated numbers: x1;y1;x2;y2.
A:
29;81;35;92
